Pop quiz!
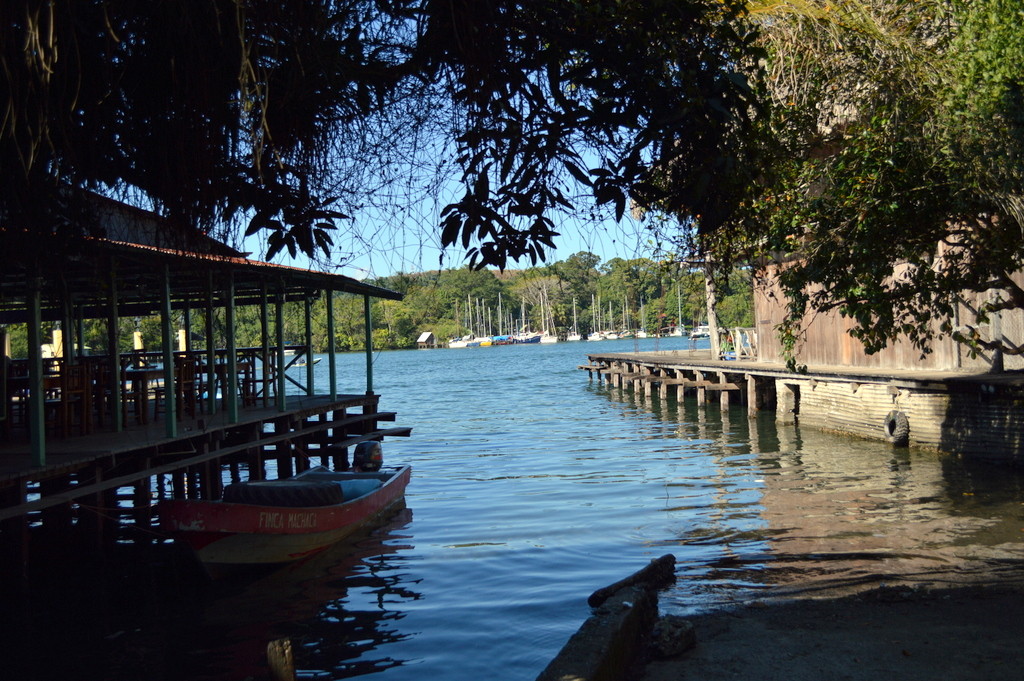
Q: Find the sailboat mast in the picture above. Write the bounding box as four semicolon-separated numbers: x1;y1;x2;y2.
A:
676;282;682;331
540;289;546;333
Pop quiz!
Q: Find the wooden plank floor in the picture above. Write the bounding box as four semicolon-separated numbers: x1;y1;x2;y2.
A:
0;393;378;482
584;349;1024;390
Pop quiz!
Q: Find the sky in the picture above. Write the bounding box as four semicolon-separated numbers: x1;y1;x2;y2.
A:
246;211;661;280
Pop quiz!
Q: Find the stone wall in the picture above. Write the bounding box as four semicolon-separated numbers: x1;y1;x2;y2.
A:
783;377;1024;464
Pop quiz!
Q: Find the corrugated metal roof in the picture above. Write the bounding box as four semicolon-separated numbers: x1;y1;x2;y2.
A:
0;229;401;324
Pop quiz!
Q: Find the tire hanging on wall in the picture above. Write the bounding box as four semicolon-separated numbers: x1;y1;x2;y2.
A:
884;410;910;447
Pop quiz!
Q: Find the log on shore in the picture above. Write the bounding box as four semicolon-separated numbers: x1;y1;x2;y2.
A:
588;554;676;608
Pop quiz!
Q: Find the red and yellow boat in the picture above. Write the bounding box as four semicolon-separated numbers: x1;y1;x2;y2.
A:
159;454;410;572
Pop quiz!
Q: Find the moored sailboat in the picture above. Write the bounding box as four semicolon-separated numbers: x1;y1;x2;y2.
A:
567;298;582;341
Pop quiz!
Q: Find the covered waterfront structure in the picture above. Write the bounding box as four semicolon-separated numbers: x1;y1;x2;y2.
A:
0;200;410;581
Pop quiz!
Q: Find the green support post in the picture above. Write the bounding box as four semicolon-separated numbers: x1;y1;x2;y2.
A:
326;290;337;401
183;304;192;352
260;283;270;406
205;274;216;415
107;268;123;432
27;279;44;467
62;303;73;364
304;296;314;396
363;294;373;395
225;274;239;424
161;265;177;437
75;309;85;360
276;287;286;412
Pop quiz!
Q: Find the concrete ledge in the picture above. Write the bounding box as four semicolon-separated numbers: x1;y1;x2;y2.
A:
535;585;657;681
536;555;675;681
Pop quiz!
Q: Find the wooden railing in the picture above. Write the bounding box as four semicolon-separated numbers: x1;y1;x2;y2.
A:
2;345;312;440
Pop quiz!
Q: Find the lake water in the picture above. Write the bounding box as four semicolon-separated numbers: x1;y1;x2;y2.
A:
136;339;1024;679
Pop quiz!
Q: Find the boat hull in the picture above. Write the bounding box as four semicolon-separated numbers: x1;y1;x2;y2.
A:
159;466;411;569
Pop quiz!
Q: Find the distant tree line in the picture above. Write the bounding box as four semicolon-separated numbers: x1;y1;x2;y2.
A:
4;252;752;356
361;252;753;349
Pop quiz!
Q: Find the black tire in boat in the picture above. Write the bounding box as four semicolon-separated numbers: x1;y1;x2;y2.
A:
222;480;345;507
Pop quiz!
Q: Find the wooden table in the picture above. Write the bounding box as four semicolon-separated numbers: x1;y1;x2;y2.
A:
123;366;165;424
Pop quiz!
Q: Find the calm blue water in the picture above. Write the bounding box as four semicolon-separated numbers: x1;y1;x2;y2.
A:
180;338;1024;680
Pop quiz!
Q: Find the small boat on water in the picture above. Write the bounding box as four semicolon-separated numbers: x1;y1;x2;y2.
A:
291;357;322;367
513;330;541;344
159;445;410;573
690;324;711;339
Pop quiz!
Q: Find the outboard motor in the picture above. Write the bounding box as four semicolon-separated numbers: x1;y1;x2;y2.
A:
352;441;383;472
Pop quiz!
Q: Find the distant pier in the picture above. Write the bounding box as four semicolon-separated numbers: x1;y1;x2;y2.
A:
581;349;1024;464
580;349;785;415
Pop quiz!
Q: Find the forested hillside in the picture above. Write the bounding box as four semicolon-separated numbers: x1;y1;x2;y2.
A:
5;253;752;355
369;253;752;348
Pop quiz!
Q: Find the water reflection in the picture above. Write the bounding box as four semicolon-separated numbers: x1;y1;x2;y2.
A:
177;509;419;680
611;385;1024;614
38;344;1024;680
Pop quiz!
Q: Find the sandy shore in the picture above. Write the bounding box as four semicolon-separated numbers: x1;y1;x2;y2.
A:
641;568;1024;681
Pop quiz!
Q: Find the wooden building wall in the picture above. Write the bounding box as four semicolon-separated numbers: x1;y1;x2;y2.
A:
753;266;1024;372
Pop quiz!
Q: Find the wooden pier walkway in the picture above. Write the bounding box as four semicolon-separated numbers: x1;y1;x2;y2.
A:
580;350;780;412
581;349;1024;462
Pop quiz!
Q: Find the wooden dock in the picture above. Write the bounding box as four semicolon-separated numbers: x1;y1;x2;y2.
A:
581;349;1024;464
581;349;786;412
0;392;411;579
0;198;418;599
